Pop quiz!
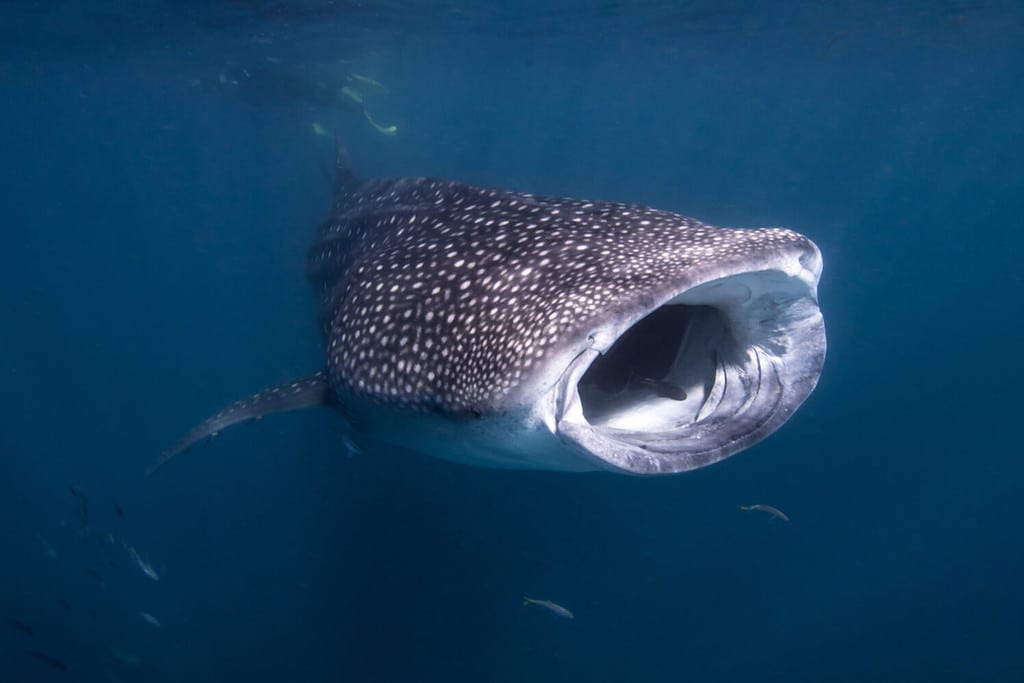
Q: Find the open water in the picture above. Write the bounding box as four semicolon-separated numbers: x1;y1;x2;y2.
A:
1;2;1022;681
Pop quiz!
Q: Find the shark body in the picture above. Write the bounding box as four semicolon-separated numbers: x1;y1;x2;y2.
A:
154;147;825;476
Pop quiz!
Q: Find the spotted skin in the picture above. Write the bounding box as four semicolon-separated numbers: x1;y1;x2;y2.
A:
154;145;824;476
309;174;812;415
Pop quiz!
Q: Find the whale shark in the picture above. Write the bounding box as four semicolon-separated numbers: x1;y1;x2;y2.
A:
152;145;825;476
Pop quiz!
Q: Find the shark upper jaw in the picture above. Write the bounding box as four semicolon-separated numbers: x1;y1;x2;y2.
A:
544;243;826;475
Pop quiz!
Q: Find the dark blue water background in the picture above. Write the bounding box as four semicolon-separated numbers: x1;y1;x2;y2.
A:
1;2;1022;681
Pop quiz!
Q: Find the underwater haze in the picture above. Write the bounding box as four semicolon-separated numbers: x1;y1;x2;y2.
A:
2;1;1023;681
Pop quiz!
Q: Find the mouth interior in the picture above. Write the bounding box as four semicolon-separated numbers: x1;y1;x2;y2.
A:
559;267;824;474
578;304;738;431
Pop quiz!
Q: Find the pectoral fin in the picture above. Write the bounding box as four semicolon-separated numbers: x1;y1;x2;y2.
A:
147;371;336;477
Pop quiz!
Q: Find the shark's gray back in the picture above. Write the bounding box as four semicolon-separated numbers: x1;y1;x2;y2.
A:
307;173;813;415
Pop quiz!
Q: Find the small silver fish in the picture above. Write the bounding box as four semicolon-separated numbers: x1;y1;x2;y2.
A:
737;504;790;521
35;533;57;559
523;597;574;619
127;547;160;581
139;611;161;628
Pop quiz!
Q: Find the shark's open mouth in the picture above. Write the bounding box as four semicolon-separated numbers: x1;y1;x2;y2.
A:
554;259;825;474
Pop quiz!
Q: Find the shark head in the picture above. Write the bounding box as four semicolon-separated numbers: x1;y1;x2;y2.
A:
548;240;824;474
154;148;825;477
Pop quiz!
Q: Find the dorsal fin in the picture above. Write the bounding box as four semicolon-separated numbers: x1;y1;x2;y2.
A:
146;371;336;477
333;136;359;198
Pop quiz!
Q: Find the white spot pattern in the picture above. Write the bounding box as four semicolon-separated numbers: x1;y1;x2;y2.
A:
306;177;810;413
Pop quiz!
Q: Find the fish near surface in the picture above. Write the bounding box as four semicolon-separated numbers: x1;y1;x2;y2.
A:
152;144;825;476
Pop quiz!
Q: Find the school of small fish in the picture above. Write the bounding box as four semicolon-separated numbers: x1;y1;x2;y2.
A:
9;489;160;673
11;478;792;672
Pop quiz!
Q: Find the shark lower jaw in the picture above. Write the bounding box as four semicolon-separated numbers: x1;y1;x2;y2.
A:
551;261;826;475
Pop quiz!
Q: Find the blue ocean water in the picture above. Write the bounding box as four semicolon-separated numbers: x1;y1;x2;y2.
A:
1;1;1022;681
